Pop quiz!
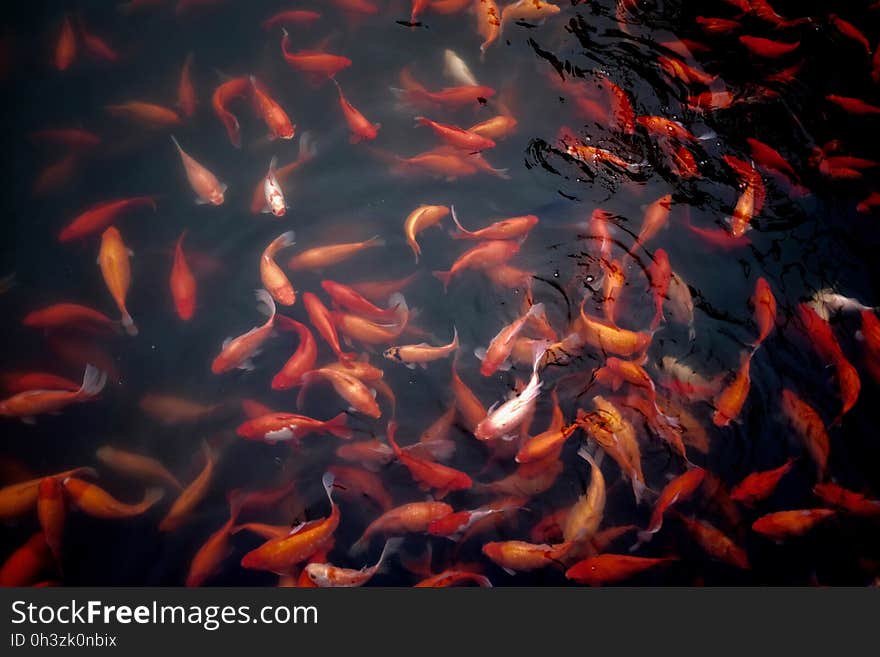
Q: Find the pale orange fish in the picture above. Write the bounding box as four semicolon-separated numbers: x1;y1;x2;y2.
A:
97;227;137;336
287;236;384;271
404;205;450;262
171;135;226;205
261;231;297;306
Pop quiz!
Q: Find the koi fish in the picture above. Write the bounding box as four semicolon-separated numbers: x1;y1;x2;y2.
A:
386;421;471;498
384;328;459;369
63;478;163;519
475;346;545;441
171;135;226;205
404;205;450;262
236;412;351;444
170;232;196;321
0;364;107;422
305;538;402;587
751;509;836;541
351;501;452;554
730;459;795;505
210;290;277;374
95;446;182;490
261;231;297;305
333;79;380;143
241;473;339;573
287;236;385;271
59;197;156;242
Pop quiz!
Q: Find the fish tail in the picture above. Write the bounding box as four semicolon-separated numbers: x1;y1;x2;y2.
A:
77;364;108;399
137;488;165;514
255;288;277;321
449;204;474;238
324;412;353;440
432;270;453;292
121;312;138;336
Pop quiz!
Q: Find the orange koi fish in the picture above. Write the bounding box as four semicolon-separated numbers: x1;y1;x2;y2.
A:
712;352;752;427
450;207;538;241
186;492;242;587
432;239;521;291
638;468;706;543
250;76;295;140
280;28;351;80
63;478;163;519
298;368;381;418
404;205;450;262
565;554;677;585
105;101;181;127
241;473;339;573
302;292;356;363
384;328;459;369
386;422;471;498
96;446;181;490
261;231;296;305
210;290;277;373
750;277;776;347
97;227;136;336
351;501;452;554
237;412;351;444
177;52;197;117
730;459;795;505
780;389;829;479
287;236;384;271
751;509;835;541
0;364;106;422
159;443;214;532
272;319;317;390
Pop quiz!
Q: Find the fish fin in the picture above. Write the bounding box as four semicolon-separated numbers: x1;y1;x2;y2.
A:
432;270;452;292
195;197;208;205
502;567;516;576
222;337;232;350
405;363;417;370
498;360;513;372
418;362;428;370
238;359;255;372
324;412;353;440
474;347;487;361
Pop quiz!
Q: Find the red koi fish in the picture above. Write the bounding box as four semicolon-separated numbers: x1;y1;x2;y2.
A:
386;422;472;498
280;28;351;80
333;79;380;143
250;76;295;140
211;76;249;147
272;319;317;390
170;232;196;321
59;197;156;242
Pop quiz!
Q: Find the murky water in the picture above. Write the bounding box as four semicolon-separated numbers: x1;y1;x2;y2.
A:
1;0;879;586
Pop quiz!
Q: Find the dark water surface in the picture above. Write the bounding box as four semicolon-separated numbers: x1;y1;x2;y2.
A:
1;0;879;586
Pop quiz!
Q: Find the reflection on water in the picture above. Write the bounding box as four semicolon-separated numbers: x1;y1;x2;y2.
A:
1;0;879;586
